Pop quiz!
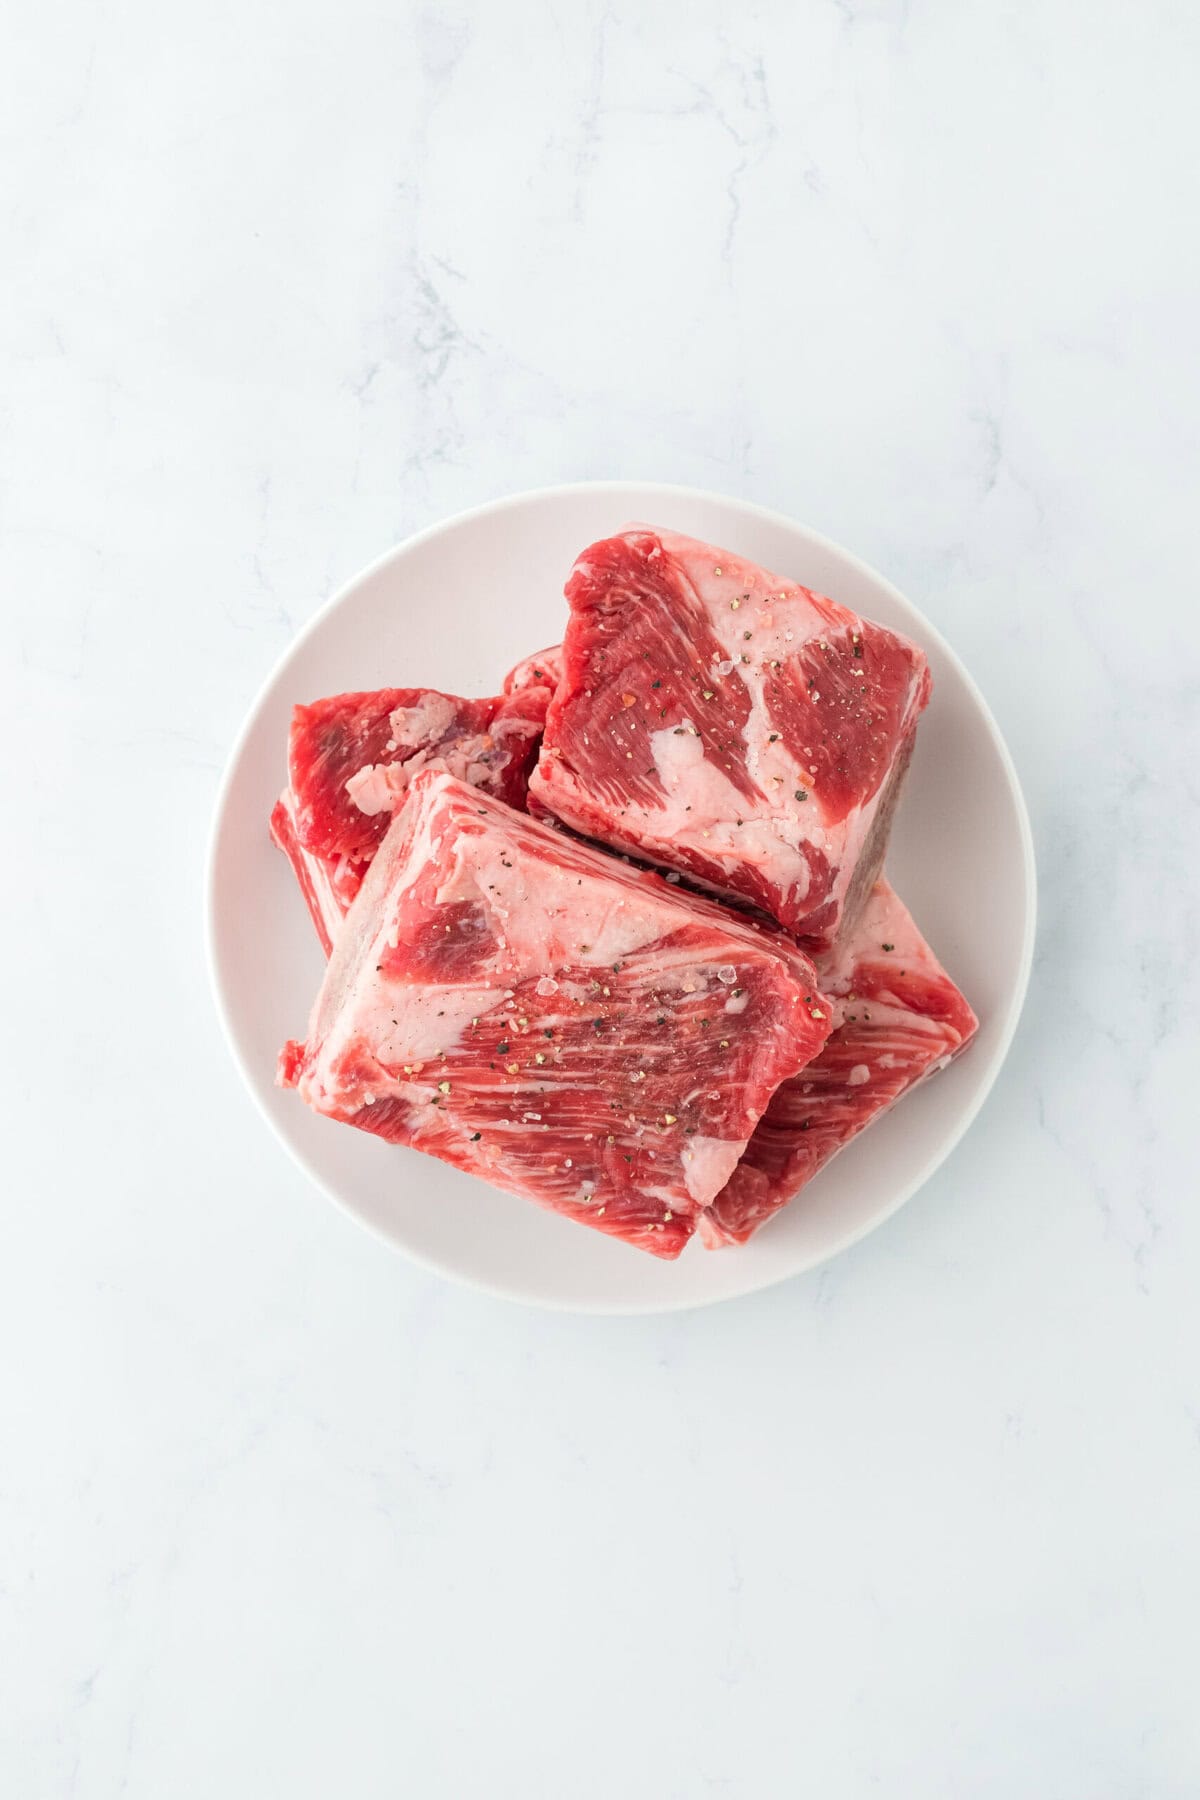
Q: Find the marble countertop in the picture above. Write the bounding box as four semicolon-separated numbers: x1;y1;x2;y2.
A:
4;2;1198;1794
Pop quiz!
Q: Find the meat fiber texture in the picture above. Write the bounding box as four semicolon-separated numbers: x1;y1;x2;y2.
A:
528;528;931;951
276;681;550;950
702;880;978;1247
280;768;832;1258
270;790;366;958
289;683;549;862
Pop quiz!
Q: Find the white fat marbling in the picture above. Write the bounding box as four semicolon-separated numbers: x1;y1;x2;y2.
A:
389;692;460;749
680;1133;745;1207
3;4;1199;1797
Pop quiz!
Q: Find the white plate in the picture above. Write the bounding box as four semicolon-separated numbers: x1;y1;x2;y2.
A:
207;483;1035;1314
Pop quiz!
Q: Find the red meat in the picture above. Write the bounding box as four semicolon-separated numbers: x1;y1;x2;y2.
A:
701;880;977;1246
503;644;564;695
280;769;832;1258
269;790;366;957
288;684;546;864
529;529;930;950
278;681;550;947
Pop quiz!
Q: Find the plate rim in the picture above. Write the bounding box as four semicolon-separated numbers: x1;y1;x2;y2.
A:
205;480;1037;1314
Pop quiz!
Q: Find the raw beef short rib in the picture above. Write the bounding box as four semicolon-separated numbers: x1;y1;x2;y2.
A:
289;683;548;864
280;768;832;1258
529;528;931;949
701;881;977;1246
270;789;366;957
276;681;550;950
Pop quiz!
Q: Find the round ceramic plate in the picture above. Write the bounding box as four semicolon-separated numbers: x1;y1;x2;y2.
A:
208;483;1035;1314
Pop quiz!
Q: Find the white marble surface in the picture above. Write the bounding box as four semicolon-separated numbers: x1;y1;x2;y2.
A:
3;2;1199;1793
